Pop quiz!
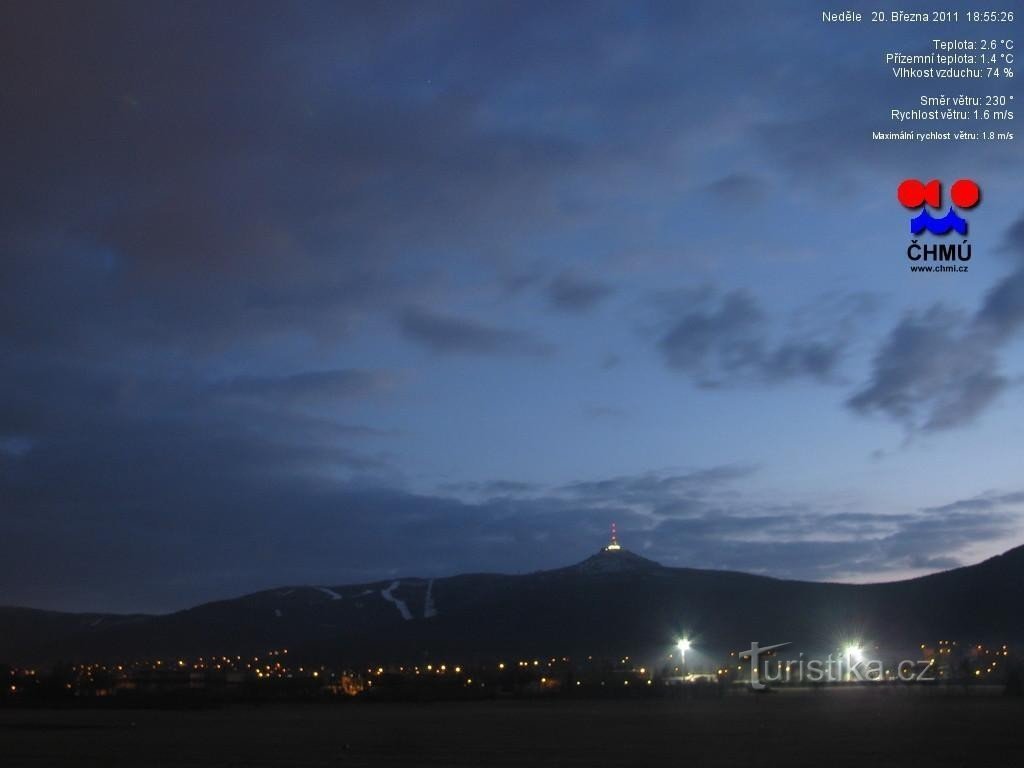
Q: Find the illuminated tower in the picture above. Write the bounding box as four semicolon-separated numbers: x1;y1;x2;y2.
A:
604;522;621;552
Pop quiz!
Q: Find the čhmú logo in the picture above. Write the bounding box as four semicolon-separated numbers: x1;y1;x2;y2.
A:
898;177;980;235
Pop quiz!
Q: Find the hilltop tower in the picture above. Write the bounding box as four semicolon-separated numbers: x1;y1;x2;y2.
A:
604;522;621;552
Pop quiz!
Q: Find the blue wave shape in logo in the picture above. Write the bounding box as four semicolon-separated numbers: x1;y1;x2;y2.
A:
911;208;968;235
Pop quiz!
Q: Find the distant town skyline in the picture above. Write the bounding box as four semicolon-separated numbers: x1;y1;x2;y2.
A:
3;0;1024;613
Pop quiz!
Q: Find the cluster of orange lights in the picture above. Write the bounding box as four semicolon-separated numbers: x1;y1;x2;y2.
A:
358;655;658;688
7;641;1020;696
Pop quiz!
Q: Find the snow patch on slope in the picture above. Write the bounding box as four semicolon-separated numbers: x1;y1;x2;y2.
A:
315;586;343;601
380;580;413;621
423;579;438;618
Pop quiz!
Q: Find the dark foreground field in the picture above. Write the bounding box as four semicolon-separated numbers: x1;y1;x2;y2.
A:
2;688;1022;767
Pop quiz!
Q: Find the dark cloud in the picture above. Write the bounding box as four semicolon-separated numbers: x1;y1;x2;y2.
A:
398;306;553;357
547;272;614;313
921;491;1024;517
656;289;846;386
849;211;1024;433
847;306;1006;432
659;290;764;379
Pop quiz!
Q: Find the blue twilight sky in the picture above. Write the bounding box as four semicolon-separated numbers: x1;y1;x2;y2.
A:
2;0;1024;612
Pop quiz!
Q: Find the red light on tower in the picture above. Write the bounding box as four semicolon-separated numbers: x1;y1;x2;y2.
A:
606;522;621;551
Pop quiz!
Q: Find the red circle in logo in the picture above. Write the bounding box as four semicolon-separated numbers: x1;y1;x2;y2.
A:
898;179;942;208
897;179;926;208
950;179;980;209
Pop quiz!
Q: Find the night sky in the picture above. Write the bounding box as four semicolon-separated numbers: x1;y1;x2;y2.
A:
3;1;1024;613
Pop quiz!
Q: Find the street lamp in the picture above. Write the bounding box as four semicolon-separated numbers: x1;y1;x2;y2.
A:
844;644;864;682
677;638;692;674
